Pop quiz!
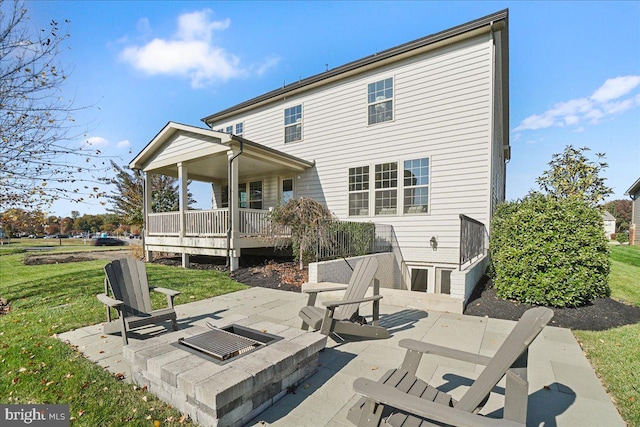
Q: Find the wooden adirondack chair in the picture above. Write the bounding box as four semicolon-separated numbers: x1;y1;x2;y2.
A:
348;306;554;427
299;257;389;340
97;258;180;345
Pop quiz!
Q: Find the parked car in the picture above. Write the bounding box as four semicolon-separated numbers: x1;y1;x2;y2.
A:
91;237;126;246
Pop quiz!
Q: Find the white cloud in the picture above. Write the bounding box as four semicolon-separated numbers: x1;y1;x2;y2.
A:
513;75;640;132
85;136;109;147
116;140;131;149
590;75;640;102
120;10;245;88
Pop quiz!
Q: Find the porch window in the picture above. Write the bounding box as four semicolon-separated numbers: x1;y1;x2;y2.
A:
348;166;369;216
374;162;397;215
284;105;302;143
403;157;429;213
281;178;294;204
222;182;262;209
368;77;393;125
238;183;247;208
235;122;243;136
249;181;263;209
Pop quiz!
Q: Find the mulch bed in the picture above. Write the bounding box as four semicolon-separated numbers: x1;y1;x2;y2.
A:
464;277;640;331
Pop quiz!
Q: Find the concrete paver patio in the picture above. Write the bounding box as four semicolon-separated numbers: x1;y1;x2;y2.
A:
58;287;625;426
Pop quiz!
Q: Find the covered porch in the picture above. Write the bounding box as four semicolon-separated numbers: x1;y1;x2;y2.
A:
129;122;314;270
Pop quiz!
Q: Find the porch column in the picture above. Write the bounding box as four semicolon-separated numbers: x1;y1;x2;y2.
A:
144;172;153;262
227;148;240;271
177;162;190;268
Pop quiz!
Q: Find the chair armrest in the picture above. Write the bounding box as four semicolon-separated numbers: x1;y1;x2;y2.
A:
152;287;181;297
399;339;492;366
353;378;524;427
302;282;349;294
322;294;383;308
96;293;123;308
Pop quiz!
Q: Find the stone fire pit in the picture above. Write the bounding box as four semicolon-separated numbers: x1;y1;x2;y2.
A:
123;318;326;427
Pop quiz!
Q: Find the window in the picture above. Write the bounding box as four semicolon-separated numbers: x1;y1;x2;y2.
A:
436;268;452;294
348;166;369;216
220;184;229;208
225;125;233;134
403;158;429;213
249;181;262;209
374;162;397;215
222;181;262;209
281;178;294;204
410;268;428;292
284;105;302;143
238;183;247;208
235;123;243;136
368;77;393;125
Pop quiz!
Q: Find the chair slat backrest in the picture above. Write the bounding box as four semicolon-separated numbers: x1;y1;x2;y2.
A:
456;306;553;412
104;258;153;317
334;257;379;320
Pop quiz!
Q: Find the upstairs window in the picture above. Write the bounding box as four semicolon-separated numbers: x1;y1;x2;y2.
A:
403;158;429;213
368;77;393;125
284;105;302;143
235;122;244;136
225;125;233;134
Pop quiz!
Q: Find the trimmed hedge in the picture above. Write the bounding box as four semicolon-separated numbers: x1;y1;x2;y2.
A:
490;194;610;307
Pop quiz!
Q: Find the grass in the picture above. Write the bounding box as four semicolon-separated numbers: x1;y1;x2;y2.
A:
0;249;247;426
573;245;640;426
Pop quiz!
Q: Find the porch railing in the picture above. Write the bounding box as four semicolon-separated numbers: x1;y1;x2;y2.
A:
147;209;290;238
185;209;228;236
315;220;394;261
148;212;180;236
459;214;487;270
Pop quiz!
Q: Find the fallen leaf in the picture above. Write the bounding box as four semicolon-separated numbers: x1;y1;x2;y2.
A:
154;421;161;427
18;367;27;373
146;415;152;420
12;377;19;385
142;395;148;402
178;414;187;423
78;410;84;417
599;339;605;344
65;373;73;379
630;397;636;403
370;366;379;371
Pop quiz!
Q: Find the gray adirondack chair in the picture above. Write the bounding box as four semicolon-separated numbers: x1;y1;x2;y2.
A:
299;257;389;340
348;306;554;427
97;258;180;345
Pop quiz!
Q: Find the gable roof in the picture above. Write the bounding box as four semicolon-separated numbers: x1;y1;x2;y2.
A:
602;211;616;221
201;9;509;125
129;122;314;178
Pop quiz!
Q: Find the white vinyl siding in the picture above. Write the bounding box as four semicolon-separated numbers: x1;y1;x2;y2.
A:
206;34;496;265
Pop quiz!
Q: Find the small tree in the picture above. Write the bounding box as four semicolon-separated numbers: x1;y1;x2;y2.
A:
101;161;193;225
535;145;612;207
269;197;334;269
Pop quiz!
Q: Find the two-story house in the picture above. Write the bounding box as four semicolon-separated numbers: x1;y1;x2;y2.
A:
129;9;509;310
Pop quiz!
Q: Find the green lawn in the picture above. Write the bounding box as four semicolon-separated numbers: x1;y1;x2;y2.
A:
574;245;640;426
0;250;247;426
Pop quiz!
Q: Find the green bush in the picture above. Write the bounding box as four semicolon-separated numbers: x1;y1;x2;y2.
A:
490;194;610;307
616;233;629;244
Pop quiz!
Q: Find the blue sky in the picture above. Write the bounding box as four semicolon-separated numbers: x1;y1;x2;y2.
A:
27;1;640;217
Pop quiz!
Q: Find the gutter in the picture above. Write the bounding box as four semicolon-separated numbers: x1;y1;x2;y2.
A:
226;137;244;268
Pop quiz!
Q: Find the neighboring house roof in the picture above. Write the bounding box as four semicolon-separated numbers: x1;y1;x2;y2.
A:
602;211;616;221
200;9;509;135
625;177;640;198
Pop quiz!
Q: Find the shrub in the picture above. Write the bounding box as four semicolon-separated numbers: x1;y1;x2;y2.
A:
490;194;610;307
616;233;629;244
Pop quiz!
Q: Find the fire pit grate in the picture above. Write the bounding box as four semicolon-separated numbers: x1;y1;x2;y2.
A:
175;324;281;364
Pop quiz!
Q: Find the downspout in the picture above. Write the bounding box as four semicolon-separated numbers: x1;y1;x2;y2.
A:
226;137;244;268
